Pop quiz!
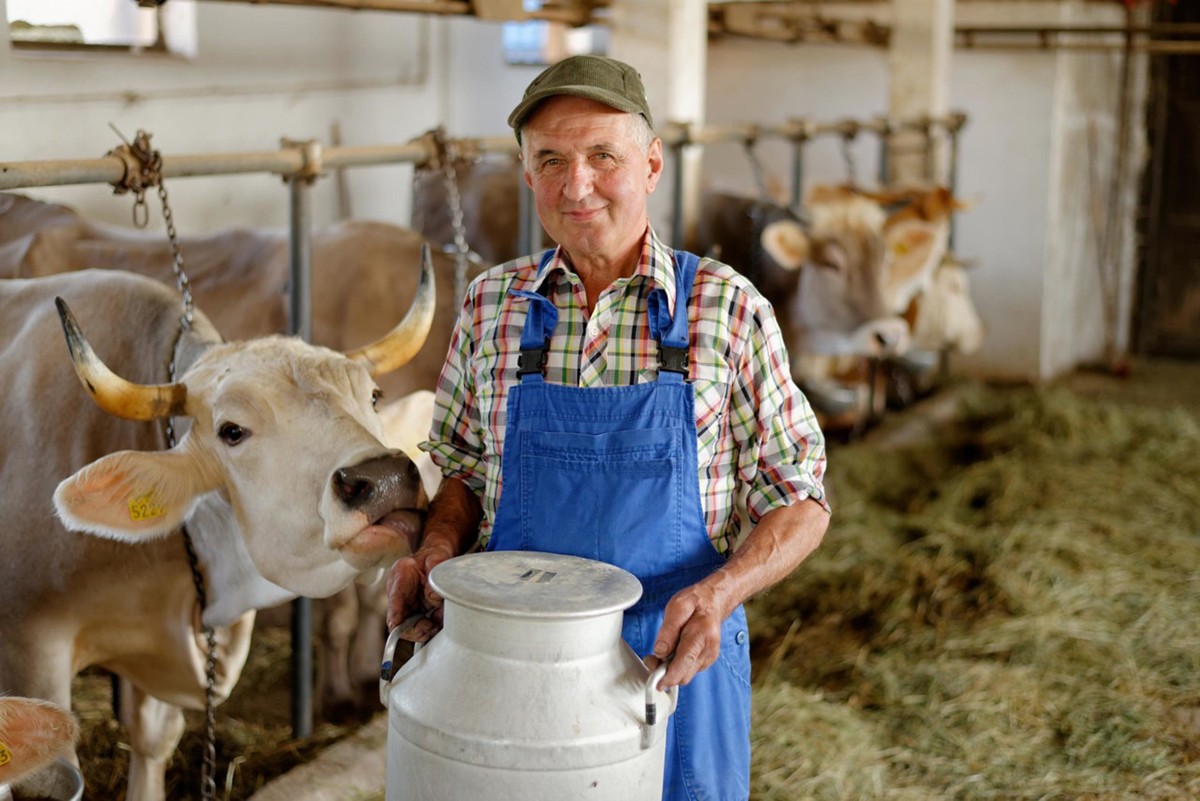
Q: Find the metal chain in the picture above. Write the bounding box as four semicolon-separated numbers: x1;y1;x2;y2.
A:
157;220;217;801
157;180;195;331
740;132;772;203
839;121;860;186
436;129;471;303
112;127;217;801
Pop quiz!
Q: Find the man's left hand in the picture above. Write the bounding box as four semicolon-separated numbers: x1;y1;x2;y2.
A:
647;580;732;688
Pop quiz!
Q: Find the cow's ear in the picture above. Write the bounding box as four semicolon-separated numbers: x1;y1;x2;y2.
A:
886;220;939;286
760;220;810;271
54;450;215;540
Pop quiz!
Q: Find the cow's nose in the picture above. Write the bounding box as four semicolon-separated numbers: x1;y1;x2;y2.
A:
333;453;420;513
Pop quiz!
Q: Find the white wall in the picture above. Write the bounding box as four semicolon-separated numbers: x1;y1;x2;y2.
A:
951;49;1057;380
1;1;1146;383
443;17;541;137
0;3;446;233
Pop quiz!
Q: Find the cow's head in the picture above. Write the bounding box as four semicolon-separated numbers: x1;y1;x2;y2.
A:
758;187;911;363
862;185;970;314
52;248;437;599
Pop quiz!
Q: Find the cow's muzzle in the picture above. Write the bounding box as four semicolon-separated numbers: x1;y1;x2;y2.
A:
332;452;426;563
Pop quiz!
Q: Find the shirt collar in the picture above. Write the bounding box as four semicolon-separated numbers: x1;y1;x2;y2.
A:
530;227;680;315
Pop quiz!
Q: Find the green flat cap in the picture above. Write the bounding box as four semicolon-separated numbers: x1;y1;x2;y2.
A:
508;55;653;140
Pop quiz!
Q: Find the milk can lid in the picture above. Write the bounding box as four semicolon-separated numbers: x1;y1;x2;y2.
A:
429;551;643;618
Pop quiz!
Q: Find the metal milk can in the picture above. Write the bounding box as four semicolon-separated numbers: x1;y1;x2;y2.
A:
380;551;677;801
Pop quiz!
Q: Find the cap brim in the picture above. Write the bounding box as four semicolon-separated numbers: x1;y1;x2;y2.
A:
508;86;650;132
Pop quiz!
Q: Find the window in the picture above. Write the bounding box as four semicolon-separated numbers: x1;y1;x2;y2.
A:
501;0;607;66
7;0;197;56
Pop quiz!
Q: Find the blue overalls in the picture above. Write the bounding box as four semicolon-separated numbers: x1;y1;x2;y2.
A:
489;249;752;801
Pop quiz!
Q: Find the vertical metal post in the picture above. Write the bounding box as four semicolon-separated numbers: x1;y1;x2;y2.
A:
946;120;961;251
518;179;540;255
286;171;314;739
789;130;807;210
877;118;893;188
921;116;935;186
670;140;686;248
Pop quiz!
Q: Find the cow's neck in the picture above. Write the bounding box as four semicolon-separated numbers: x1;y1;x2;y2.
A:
185;494;295;628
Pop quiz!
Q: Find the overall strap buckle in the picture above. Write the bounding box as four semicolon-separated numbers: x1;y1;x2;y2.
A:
517;339;550;376
657;342;689;375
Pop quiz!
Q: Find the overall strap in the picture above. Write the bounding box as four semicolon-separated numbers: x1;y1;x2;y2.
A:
511;249;558;379
647;250;702;376
511;249;702;380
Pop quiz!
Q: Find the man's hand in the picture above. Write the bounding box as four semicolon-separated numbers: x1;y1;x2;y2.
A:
385;543;455;640
647;499;831;688
647;579;733;688
385;476;484;640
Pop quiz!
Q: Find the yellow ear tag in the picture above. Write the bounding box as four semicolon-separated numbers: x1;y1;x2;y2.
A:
128;491;167;522
0;740;11;765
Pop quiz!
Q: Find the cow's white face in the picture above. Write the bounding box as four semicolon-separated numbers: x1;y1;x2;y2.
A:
789;195;911;358
53;337;426;599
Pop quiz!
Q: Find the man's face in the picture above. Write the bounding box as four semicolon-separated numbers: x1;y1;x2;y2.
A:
521;95;663;268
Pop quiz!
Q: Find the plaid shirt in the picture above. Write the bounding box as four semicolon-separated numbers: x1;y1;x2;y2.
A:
421;227;827;556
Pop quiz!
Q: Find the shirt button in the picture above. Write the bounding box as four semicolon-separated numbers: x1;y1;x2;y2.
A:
735;630;748;646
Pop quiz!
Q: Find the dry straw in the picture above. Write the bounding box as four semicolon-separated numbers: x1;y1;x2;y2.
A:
748;377;1200;800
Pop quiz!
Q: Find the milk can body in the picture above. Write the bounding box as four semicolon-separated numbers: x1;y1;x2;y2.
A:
381;551;676;801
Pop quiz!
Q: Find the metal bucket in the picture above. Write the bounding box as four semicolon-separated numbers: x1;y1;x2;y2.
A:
380;551;677;801
0;758;85;801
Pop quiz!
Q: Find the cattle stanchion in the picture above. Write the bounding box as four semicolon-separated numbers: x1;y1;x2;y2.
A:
785;118;814;211
944;111;968;251
282;137;321;740
875;115;894;187
669;130;688;249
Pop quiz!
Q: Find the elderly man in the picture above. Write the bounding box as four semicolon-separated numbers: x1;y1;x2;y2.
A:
387;54;830;800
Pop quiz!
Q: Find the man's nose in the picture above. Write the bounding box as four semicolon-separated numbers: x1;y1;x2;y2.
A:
563;162;594;201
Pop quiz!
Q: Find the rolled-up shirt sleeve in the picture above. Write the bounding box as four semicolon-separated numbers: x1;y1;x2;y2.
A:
733;294;829;523
420;291;487;496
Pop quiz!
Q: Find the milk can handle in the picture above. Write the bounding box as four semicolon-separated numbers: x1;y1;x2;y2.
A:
644;663;678;726
379;613;426;707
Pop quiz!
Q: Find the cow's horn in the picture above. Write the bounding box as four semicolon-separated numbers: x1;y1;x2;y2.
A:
55;297;188;421
345;242;437;376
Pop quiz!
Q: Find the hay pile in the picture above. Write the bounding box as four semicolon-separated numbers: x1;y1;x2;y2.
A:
747;380;1200;800
70;627;359;800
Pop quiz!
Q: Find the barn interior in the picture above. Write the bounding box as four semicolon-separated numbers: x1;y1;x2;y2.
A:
1;1;1197;800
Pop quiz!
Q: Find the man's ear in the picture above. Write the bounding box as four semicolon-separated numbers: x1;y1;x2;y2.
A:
54;449;217;540
646;137;665;193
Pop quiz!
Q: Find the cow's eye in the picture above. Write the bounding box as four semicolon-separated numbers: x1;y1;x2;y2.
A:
218;422;248;445
371;389;382;410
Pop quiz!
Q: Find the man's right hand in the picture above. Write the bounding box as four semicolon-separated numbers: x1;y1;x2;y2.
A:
386;475;484;639
385;543;455;640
